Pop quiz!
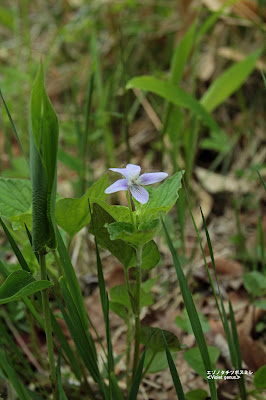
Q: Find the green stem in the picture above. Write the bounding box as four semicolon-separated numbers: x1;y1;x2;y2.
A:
132;246;142;380
40;252;58;400
126;190;135;227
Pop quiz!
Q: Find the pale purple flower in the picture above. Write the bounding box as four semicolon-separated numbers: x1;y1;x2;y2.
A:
104;163;168;204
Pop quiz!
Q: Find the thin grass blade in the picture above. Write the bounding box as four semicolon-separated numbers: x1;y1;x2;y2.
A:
229;301;247;400
0;89;29;166
129;347;147;400
0;346;31;400
162;219;217;400
161;330;185;400
0;218;31;272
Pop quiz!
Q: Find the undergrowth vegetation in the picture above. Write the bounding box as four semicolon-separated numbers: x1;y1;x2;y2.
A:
0;1;265;399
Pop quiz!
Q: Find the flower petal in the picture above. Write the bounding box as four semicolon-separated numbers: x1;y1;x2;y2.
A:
125;164;141;180
130;184;149;204
136;172;168;186
109;167;128;177
104;179;128;194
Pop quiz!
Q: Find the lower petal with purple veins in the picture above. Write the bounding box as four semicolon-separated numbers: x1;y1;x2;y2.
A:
130;184;149;204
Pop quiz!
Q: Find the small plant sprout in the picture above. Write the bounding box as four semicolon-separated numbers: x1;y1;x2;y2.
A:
104;163;168;204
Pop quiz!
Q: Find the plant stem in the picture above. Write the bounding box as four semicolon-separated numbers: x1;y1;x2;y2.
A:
126;190;135;227
40;252;58;400
132;246;142;379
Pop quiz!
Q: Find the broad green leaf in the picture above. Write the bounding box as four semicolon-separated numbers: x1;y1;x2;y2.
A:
183;347;220;379
243;271;266;297
110;284;153;312
139;171;183;221
109;301;128;320
0;178;31;218
126;76;221;133
175;310;210;334
201;48;262;112
89;203;160;269
185;389;208;400
55;175;109;237
29;63;59;251
143;348;178;374
254;299;266;309
91;198;131;223
88;202;133;267
0;270;53;305
105;219;160;247
139;326;183;352
254;365;266;389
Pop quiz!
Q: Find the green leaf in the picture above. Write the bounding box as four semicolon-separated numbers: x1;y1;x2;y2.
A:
139;171;183;221
243;271;266;297
201;49;262;112
185;389;208;400
0;270;53;305
126;76;221;133
0;178;31;219
254;365;266;389
140;326;183;352
110;284;153;312
29;63;59;251
89;203;160;269
143;348;178;374
109;301;128;320
183;347;220;379
253;299;266;309
175;310;210;334
105;219;160;247
55;175;109;237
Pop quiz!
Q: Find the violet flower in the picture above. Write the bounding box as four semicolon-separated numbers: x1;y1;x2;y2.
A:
105;163;168;204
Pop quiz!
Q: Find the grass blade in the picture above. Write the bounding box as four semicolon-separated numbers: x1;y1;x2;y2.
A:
256;168;266;190
161;330;185;400
0;217;31;272
161;218;217;400
229;301;247;400
56;226;89;331
57;348;68;400
0;345;31;400
0;89;29;166
129;347;147;400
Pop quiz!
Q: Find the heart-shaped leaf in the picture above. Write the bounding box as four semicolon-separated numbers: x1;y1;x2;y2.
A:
0;270;53;305
139;326;183;352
